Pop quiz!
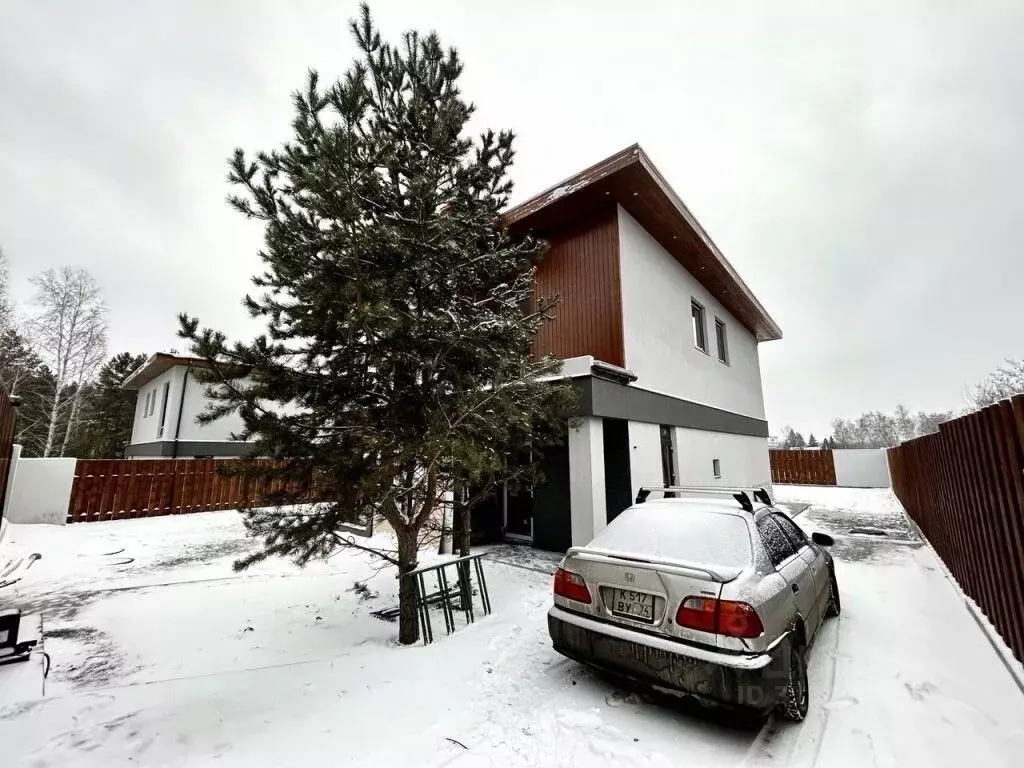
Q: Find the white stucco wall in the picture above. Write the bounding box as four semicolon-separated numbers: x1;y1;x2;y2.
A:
5;457;76;525
617;206;767;420
176;373;246;441
627;421;664;502
3;444;22;520
568;416;606;546
673;427;771;488
129;366;246;446
833;449;891;488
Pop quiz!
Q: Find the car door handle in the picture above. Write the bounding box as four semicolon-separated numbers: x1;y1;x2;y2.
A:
791;583;800;593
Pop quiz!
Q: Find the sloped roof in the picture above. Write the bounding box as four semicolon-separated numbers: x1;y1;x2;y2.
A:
501;144;782;342
121;353;211;390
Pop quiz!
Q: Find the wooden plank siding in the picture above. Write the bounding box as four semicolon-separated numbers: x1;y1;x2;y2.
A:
531;205;624;367
887;398;1024;663
66;459;332;523
769;449;837;486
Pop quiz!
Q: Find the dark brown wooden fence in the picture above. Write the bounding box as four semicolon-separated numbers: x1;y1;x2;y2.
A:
887;396;1024;663
0;384;16;520
769;449;837;485
66;458;325;524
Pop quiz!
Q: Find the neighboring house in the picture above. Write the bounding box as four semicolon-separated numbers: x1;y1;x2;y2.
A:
121;354;251;459
475;144;782;550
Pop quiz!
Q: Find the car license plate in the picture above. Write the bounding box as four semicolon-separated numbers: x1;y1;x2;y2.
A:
610;589;655;623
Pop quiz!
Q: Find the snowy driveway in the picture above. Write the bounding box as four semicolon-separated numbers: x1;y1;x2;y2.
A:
1;487;1022;767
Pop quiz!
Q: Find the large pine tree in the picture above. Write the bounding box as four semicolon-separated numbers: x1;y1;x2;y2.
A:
179;5;574;644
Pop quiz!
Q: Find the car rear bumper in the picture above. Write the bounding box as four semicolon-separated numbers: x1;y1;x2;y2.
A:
548;606;788;712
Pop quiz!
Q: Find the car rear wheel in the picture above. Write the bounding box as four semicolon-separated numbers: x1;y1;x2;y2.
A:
825;567;841;618
776;640;809;722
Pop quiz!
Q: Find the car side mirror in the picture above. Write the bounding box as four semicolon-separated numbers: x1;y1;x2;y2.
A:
811;532;834;547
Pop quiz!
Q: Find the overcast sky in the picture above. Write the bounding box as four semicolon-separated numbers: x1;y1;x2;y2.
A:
2;0;1022;437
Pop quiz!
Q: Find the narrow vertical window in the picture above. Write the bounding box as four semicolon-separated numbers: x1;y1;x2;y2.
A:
715;318;729;364
713;458;722;479
157;382;170;438
691;300;707;352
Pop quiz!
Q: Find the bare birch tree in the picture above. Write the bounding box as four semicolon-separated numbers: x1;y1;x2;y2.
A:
26;267;108;457
967;358;1024;410
0;246;14;335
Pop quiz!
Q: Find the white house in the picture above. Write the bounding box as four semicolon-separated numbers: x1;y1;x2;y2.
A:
121;145;782;552
478;144;782;550
121;353;251;459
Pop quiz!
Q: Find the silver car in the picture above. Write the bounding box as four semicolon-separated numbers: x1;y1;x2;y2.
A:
547;487;839;721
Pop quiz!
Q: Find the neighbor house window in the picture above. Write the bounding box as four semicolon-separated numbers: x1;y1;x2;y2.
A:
157;382;170;438
713;458;722;479
715;318;729;364
144;391;152;417
691;300;707;352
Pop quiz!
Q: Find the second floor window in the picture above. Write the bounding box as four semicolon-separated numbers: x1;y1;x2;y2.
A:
157;382;170;438
691;299;707;352
715;318;729;364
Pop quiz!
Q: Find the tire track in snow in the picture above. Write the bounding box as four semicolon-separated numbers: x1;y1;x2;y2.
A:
739;614;842;768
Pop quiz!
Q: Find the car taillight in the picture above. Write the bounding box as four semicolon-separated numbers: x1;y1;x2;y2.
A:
553;568;592;604
716;600;765;638
675;597;764;638
675;596;718;632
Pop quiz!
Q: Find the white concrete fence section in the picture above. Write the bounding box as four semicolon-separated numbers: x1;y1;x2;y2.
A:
832;448;891;488
4;456;77;525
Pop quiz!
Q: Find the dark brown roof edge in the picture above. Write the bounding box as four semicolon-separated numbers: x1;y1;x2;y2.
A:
121;353;212;390
501;144;782;342
634;148;783;342
501;144;641;229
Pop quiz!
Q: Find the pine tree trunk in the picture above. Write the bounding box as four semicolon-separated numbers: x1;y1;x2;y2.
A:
454;497;471;557
396;524;420;645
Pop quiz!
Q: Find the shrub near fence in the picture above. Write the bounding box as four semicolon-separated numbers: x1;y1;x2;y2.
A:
66;458;325;523
887;396;1024;664
769;449;837;486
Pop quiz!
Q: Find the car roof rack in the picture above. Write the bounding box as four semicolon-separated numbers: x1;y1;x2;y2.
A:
634;486;773;512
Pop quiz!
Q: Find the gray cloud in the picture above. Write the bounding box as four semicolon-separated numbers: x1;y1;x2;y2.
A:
2;0;1022;437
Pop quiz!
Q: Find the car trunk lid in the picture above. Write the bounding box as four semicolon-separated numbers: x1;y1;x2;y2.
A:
560;547;740;646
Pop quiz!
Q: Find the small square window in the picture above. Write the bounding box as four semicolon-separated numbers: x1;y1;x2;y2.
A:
691;300;707;353
715;318;729;364
712;458;722;479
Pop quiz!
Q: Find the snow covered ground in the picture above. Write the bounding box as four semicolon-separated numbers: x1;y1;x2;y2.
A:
1;487;1022;767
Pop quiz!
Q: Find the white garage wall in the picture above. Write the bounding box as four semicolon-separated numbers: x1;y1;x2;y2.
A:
673;428;771;488
5;457;76;525
627;421;663;502
833;449;891;488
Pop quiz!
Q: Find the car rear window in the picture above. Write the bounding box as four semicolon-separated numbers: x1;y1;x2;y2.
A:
587;505;752;569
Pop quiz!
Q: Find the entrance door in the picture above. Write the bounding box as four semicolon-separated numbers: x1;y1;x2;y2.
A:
503;484;533;542
604;418;633;522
